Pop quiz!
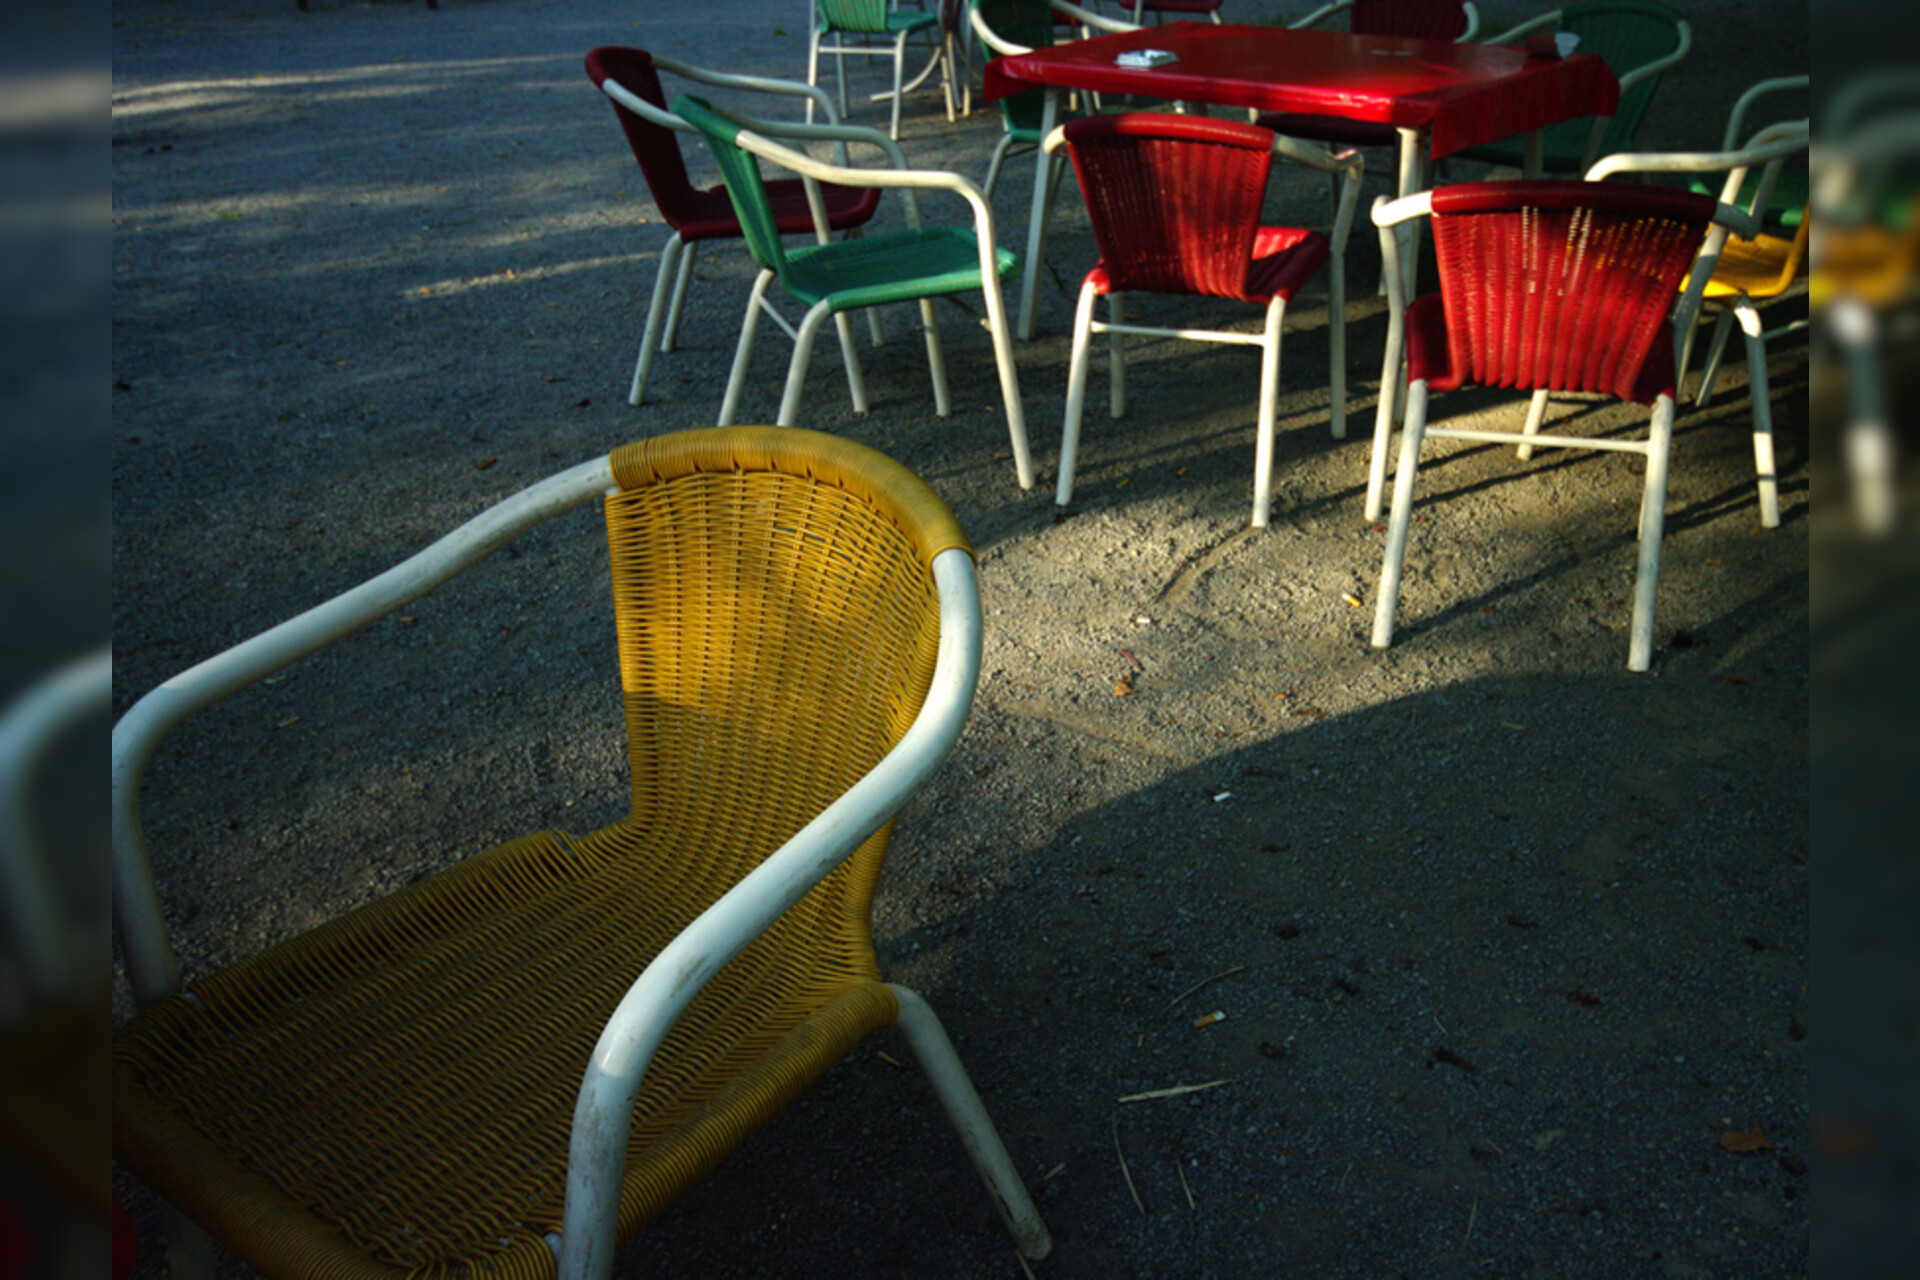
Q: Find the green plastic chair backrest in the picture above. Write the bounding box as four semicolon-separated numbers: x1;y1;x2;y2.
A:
1563;0;1687;158
976;0;1061;136
673;95;795;286
819;0;893;34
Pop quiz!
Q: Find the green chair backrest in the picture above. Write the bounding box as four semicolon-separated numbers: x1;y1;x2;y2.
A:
673;94;795;287
819;0;893;34
976;0;1062;136
1564;0;1687;158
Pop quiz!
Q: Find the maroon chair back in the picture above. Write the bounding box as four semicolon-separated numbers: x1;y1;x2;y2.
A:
1351;0;1472;40
1060;114;1275;299
1425;181;1717;403
584;46;708;232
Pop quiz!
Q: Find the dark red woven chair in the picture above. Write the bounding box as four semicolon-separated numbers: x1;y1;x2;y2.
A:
1365;180;1748;671
586;47;885;406
1047;114;1362;526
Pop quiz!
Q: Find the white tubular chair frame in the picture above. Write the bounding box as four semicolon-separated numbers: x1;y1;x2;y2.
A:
114;455;1048;1280
712;122;1036;490
1285;0;1481;40
1587;122;1810;529
1483;9;1693;173
1363;189;1756;672
1;648;112;1003
807;0;957;140
969;0;1140;200
598;58;894;409
1043;124;1364;528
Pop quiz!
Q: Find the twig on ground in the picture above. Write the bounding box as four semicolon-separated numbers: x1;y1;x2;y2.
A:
1176;1158;1196;1210
1162;964;1249;1012
1118;1078;1235;1104
1112;1114;1145;1215
1466;1194;1479;1241
1339;1159;1354;1191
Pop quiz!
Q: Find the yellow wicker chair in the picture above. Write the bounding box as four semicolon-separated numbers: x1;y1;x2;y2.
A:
111;428;1050;1280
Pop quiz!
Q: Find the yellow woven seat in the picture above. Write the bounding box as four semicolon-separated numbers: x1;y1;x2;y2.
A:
112;428;1050;1280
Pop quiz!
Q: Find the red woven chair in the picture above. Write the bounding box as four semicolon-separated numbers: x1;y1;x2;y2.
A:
1047;114;1362;526
1365;180;1752;671
586;47;885;407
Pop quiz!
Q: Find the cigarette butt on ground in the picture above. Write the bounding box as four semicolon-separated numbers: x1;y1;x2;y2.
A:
1193;1010;1226;1028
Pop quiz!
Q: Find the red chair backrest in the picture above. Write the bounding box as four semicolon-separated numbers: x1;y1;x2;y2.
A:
1427;181;1717;402
1060;114;1275;299
1352;0;1471;40
584;47;709;233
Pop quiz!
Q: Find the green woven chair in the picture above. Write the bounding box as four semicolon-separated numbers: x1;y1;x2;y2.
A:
673;93;1035;490
112;428;1051;1280
1456;1;1691;176
808;0;956;139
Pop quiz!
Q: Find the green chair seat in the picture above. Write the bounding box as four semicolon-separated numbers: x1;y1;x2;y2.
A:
788;227;1019;312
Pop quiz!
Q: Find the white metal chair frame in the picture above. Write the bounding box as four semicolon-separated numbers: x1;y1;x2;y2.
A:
696;108;1036;490
1043;122;1364;527
969;0;1140;200
1588;120;1811;529
595;55;892;410
1363;188;1757;672
112;450;1049;1280
1479;8;1693;175
807;0;959;139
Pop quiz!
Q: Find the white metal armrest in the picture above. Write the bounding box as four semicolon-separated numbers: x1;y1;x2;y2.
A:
1617;19;1690;94
557;546;981;1280
1722;75;1810;151
647;51;843;128
735;125;1005;251
2;648;112;1002
1052;0;1139;35
111;458;618;1006
1484;8;1559;44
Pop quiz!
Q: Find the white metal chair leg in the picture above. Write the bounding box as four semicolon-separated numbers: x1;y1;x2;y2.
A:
1058;281;1099;508
780;301;837;426
980;275;1035;490
1734;299;1780;528
1626;396;1676;671
1696;309;1735;407
1515;389;1551;460
835;310;870;415
1016;91;1062;340
1251;297;1286;528
807;33;823;125
1364;297;1406;522
630;232;683;406
920;298;951;415
889;32;909;139
1327;251;1347;440
1371;379;1430;650
719;270;775;427
983;133;1016;201
1107;294;1125;419
662;249;697;353
887;985;1053;1261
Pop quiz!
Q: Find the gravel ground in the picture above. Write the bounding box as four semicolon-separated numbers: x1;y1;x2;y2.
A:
112;1;1811;1276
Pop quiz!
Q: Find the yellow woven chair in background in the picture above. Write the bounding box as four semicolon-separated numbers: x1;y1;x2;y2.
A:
111;428;1051;1280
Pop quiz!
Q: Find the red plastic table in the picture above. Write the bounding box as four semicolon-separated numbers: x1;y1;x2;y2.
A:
982;21;1620;336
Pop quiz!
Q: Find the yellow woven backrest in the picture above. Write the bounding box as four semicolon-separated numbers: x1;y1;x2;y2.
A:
604;425;973;964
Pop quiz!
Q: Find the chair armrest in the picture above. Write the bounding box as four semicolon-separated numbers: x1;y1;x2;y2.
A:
1585;127;1808;213
649;52;844;128
737;125;1005;242
1614;19;1691;96
1484;9;1559;45
1458;1;1480;42
1052;0;1140;35
1722;74;1810;151
111;457;617;1007
969;5;1031;57
557;547;982;1280
1279;139;1364;252
685;97;912;175
1285;0;1351;31
1;649;111;1001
